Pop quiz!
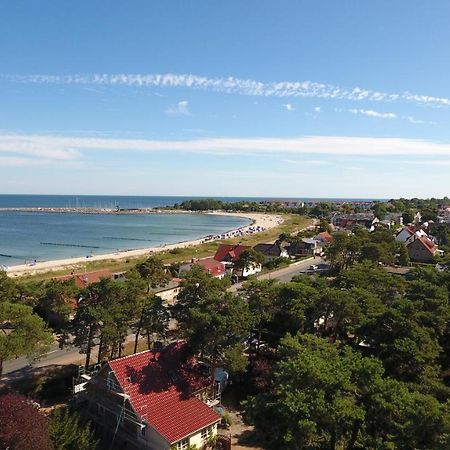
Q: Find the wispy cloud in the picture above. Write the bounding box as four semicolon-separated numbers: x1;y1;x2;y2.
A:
166;100;189;116
3;72;450;108
284;103;295;111
283;159;330;165
1;134;450;162
0;156;81;167
406;116;436;125
314;106;322;113
405;159;450;166
349;109;397;119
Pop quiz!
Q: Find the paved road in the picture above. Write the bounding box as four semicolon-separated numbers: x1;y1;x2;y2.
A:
2;256;324;378
228;256;324;291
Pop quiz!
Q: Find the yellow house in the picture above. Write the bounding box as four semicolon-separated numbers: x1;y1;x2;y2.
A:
83;342;222;449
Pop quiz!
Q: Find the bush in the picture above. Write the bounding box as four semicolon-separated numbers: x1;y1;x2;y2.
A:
264;257;290;270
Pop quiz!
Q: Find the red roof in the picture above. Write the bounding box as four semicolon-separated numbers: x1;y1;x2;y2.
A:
195;258;226;277
56;269;113;289
214;244;250;262
316;231;334;243
108;342;221;444
416;236;437;254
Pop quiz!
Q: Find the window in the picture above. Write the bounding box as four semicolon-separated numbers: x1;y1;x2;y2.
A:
201;427;211;440
176;438;189;450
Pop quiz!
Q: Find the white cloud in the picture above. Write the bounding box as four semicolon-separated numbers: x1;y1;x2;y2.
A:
405;160;450;166
166;100;189;116
283;159;330;165
314;106;322;113
349;109;397;119
284;103;295;111
0;156;80;167
1;134;450;161
406;116;436;125
3;72;450;108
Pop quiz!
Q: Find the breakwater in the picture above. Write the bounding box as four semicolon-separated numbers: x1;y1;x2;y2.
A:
0;207;185;215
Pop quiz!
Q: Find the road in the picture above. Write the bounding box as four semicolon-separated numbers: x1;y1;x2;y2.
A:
2;256;324;378
228;255;324;291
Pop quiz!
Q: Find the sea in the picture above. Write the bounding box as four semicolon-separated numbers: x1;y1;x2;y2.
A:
0;195;256;267
0;195;382;267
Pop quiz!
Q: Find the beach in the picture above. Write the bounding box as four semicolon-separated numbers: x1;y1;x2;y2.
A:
5;212;284;277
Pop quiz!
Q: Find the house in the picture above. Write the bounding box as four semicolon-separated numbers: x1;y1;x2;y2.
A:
152;278;183;306
395;226;428;243
253;241;289;261
55;269;117;289
214;244;262;277
80;341;222;450
213;244;250;263
406;235;440;263
179;258;226;279
330;213;379;231
314;231;334;245
288;238;323;257
384;212;404;227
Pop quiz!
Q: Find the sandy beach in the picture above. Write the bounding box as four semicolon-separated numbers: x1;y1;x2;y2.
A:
5;212;284;277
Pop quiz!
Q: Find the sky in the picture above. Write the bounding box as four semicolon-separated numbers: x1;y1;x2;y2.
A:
1;0;450;198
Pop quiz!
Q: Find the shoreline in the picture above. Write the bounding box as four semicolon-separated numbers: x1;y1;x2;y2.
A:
5;211;284;277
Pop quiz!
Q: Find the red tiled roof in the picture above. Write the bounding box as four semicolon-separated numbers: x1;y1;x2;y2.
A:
416;236;437;254
108;342;221;444
195;258;226;277
56;269;113;289
316;231;334;243
214;244;250;262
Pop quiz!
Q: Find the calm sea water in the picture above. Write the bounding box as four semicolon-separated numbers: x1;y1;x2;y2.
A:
0;195;383;209
0;211;250;266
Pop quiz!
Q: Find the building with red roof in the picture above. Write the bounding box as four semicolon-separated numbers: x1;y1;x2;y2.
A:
314;231;334;245
213;244;250;263
213;243;262;278
194;258;226;278
179;258;226;279
406;235;439;263
82;341;221;449
55;269;117;289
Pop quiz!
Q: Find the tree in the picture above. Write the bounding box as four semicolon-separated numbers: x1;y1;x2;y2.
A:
175;270;251;395
0;302;53;380
132;294;170;352
397;242;410;266
372;202;388;220
245;334;450;450
269;281;320;346
233;249;264;276
136;256;171;293
402;210;414;224
0;271;18;303
0;393;54;450
244;334;377;450
69;287;103;368
171;265;229;327
35;280;77;328
48;407;97;450
239;279;278;354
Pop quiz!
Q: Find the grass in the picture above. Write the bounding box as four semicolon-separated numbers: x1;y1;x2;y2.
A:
15;214;312;284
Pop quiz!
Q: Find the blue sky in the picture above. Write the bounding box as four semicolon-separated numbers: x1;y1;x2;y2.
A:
1;0;450;198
